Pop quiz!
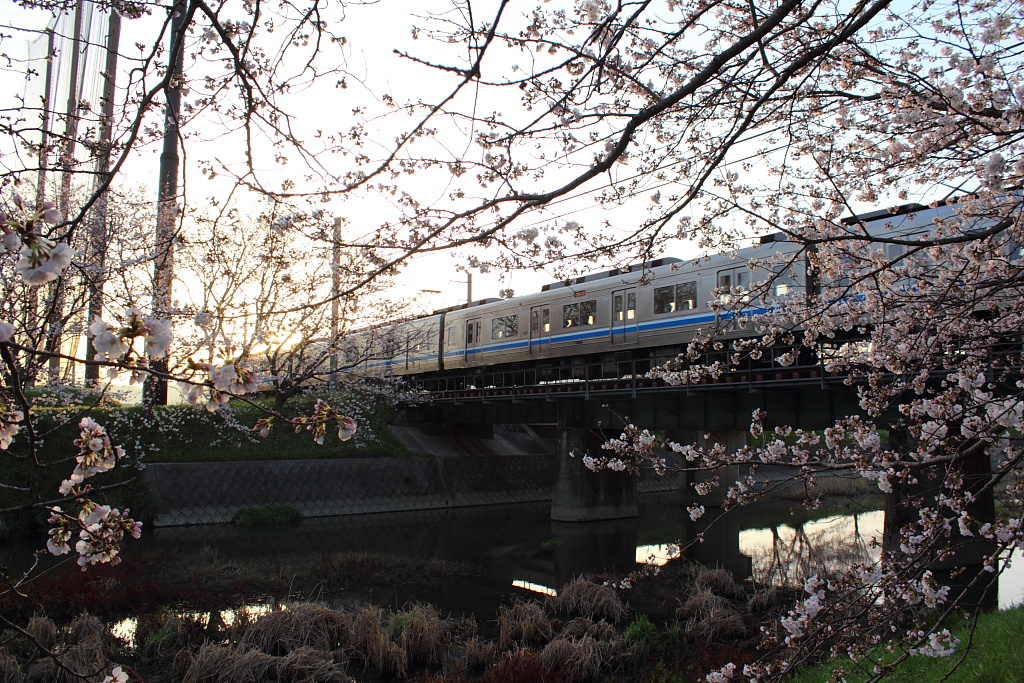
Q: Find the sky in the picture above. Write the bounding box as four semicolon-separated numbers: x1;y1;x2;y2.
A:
0;0;719;317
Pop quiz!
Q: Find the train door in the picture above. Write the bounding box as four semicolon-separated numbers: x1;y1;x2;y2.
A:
716;266;750;330
465;317;483;365
611;288;638;345
529;305;550;355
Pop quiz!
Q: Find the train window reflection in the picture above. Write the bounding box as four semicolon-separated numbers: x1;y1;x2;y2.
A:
563;300;596;327
491;315;518;339
718;268;750;304
654;281;696;314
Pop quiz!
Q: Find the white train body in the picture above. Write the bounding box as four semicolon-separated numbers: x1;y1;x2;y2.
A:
353;200;999;380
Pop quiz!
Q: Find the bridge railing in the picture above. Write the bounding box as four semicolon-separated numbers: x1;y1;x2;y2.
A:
415;341;833;402
411;333;1023;403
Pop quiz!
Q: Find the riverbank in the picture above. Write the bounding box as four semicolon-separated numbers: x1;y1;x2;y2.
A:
5;556;1021;683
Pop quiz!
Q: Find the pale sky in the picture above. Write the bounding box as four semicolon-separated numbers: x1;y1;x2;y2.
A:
0;0;720;314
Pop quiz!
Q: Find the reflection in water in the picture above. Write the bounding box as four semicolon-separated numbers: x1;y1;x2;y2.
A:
115;493;1021;622
635;543;678;566
511;580;558;596
740;511;884;588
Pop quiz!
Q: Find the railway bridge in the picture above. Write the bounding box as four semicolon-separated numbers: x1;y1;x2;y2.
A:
400;354;875;523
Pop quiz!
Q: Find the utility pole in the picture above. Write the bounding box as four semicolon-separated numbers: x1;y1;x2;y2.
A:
46;0;85;383
330;217;343;390
145;0;186;406
85;8;121;384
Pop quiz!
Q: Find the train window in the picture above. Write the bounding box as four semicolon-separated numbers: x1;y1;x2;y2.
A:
654;286;675;313
614;292;636;321
563;303;579;327
343;342;360;364
581;299;596;325
717;269;750;304
532;310;551;332
491;315;519;339
563;300;596;327
654;281;696;314
772;265;794;297
675;282;696;311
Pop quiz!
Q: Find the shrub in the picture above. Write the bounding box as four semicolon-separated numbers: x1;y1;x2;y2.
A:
241;604;351;655
539;635;604;682
497;601;553;651
546;578;628;624
232;504;302;526
622;614;656;650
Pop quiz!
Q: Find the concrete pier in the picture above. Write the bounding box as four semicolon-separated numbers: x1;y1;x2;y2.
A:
550;427;639;522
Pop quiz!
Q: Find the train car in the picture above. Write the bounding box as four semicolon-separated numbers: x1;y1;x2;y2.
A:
362;234;804;381
353;199;999;383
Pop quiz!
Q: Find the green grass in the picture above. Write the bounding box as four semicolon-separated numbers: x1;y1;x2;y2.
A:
624;614;657;648
232;504;302;526
787;605;1024;683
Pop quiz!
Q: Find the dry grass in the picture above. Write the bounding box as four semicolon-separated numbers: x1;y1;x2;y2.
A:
462;637;498;671
65;614;109;649
135;611;208;661
747;587;782;614
350;606;407;677
390;603;446;666
546;578;628;624
20;612;115;683
179;642;354;683
694;567;745;599
0;650;25;683
539;635;604;682
25;616;57;654
241;603;351;656
559;617;616;642
180;644;275;683
25;642;108;683
678;589;748;642
497;601;553;651
276;646;353;682
481;649;543;683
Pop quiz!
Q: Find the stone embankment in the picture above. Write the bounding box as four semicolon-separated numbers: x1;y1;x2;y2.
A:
142;425;678;526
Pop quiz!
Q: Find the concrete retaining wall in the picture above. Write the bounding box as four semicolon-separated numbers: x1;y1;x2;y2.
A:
142;453;681;527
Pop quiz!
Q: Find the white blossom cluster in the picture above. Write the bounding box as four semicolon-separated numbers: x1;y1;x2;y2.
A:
1;194;72;285
177;360;260;412
0;404;23;450
87;309;174;385
255;398;357;446
45;418;142;569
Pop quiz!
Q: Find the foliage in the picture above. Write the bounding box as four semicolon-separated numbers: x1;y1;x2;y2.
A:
231;504;302;527
623;614;657;649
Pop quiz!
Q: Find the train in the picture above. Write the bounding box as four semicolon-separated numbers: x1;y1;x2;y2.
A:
349;200;981;383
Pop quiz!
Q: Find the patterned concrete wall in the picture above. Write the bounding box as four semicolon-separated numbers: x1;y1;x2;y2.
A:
142;453;681;527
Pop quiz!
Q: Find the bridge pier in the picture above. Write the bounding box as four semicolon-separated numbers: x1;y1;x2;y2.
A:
550;426;639;522
670;429;751;505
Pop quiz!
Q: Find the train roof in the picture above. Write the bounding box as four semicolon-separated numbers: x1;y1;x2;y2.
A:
540;257;682;292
